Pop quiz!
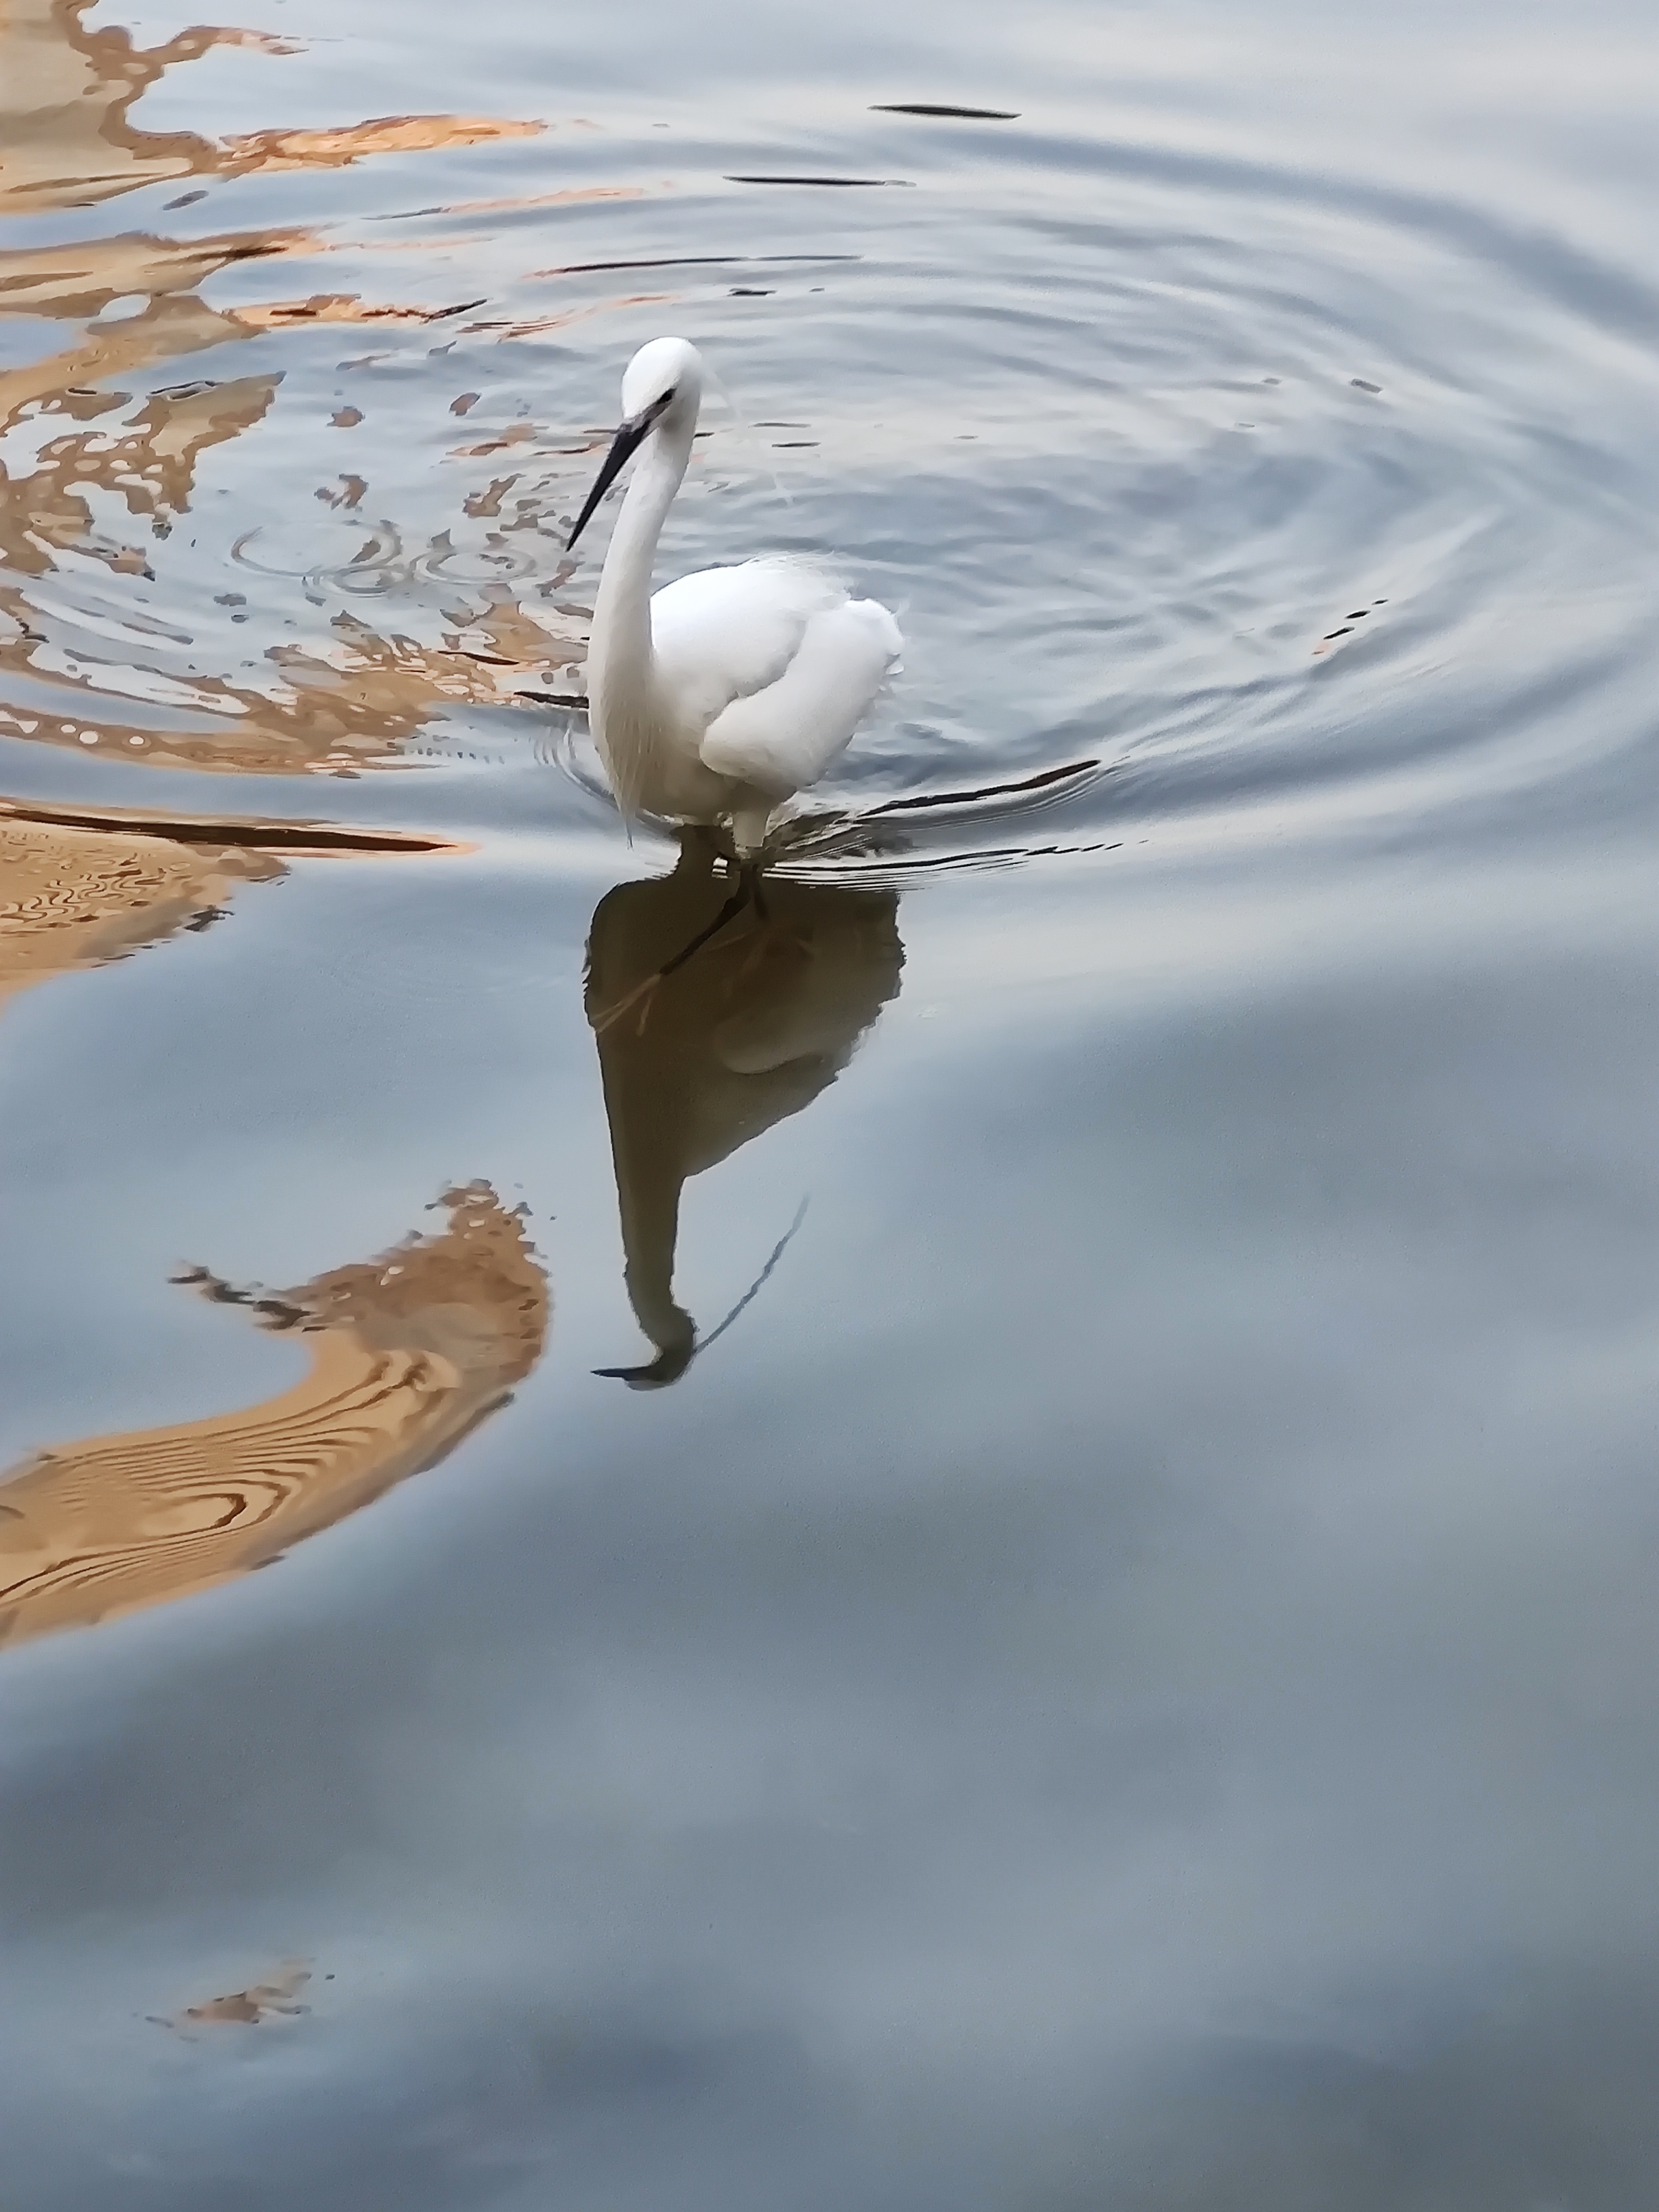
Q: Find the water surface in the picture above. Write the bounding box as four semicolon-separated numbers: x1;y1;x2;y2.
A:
4;1;1659;2204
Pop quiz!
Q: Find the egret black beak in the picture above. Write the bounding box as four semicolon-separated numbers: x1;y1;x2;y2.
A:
566;392;672;550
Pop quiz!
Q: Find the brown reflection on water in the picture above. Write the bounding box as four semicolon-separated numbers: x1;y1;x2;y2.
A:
171;1960;312;2030
0;0;541;213
0;0;570;771
585;834;903;1385
2;0;295;211
0;793;457;1018
0;293;579;768
0;583;577;773
0;1183;548;1649
0;351;285;580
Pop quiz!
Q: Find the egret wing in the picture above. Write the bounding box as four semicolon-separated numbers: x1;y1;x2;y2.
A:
649;556;844;731
698;599;902;799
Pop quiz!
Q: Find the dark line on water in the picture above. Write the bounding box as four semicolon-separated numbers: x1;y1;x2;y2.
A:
779;838;1121;886
865;758;1102;817
724;176;914;188
870;103;1020;120
0;799;456;855
544;254;861;275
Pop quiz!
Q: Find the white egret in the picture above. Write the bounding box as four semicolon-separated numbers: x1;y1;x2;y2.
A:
566;337;902;941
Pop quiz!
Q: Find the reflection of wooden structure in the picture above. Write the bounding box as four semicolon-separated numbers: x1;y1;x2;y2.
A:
0;253;577;770
0;796;454;1020
1;0;289;210
0;0;540;212
0;1184;549;1648
0;803;280;1017
585;835;903;1382
0;0;565;771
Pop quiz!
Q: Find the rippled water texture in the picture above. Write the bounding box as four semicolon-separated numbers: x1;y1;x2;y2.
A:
4;2;1659;2204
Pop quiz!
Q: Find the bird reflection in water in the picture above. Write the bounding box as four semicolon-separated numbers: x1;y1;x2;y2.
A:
0;1185;547;1649
585;830;903;1385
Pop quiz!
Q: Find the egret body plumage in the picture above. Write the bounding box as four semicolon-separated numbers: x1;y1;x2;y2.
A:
567;337;902;860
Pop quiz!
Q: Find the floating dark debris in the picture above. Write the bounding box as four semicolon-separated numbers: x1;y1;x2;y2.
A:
1314;600;1387;653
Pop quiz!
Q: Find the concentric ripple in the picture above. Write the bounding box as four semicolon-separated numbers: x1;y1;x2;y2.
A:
2;9;1656;865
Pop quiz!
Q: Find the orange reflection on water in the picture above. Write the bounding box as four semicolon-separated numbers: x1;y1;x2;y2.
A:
222;113;544;180
0;0;541;213
0;1183;548;1648
0;262;579;769
0;794;458;1018
0;357;284;578
0;0;578;773
0;578;578;773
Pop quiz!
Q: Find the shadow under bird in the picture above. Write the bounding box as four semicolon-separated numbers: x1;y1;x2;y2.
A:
566;337;902;963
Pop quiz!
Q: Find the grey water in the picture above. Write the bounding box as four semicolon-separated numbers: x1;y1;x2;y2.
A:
3;0;1659;2203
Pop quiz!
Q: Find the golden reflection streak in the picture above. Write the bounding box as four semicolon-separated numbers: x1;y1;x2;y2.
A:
0;580;579;774
584;832;903;1385
0;255;583;768
0;357;286;577
1;0;295;211
0;0;572;770
175;1961;312;2029
222;114;545;179
0;5;641;779
0;0;541;213
0;1183;548;1649
0;792;458;1020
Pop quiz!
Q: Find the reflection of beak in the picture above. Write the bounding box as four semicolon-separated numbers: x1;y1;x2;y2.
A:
594;1292;697;1389
566;395;668;550
593;1343;696;1389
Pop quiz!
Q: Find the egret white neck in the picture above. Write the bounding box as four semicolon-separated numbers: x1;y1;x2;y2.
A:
590;413;696;703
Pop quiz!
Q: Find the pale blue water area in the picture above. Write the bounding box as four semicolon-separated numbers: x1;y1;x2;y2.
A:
3;1;1659;2203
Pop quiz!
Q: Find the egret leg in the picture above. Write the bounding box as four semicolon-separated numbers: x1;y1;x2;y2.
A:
591;865;762;1035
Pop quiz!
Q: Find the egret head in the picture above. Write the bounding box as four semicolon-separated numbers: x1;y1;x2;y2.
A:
567;337;704;550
